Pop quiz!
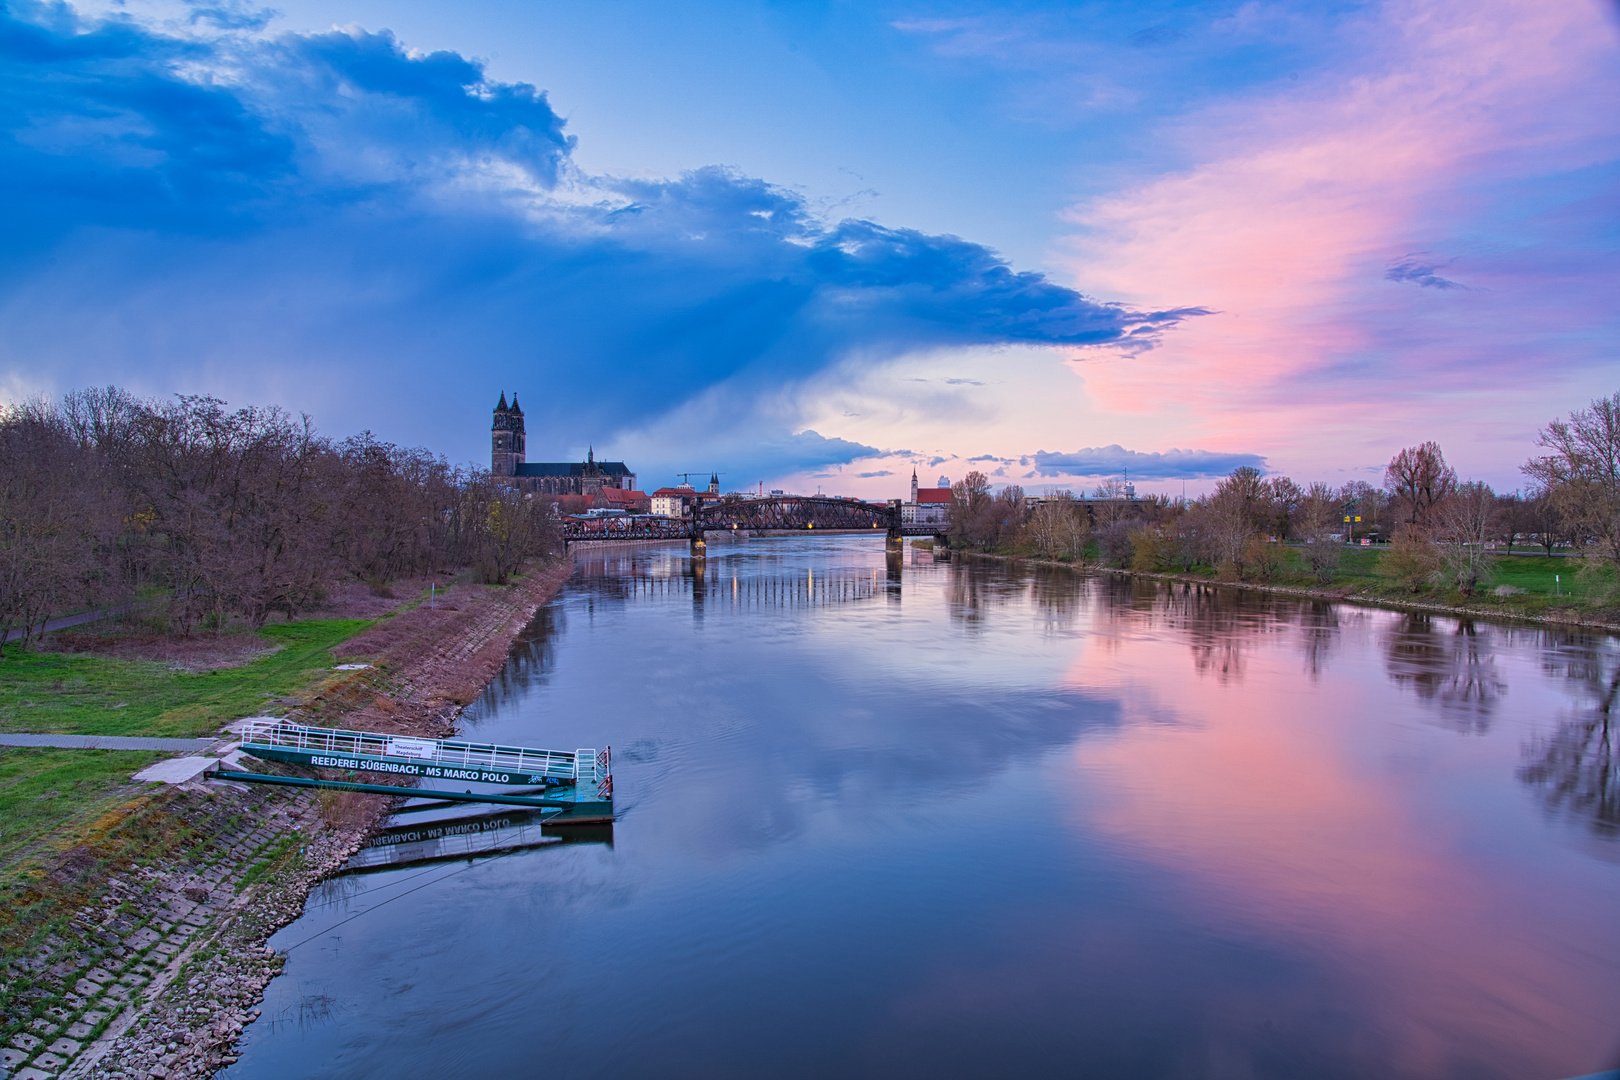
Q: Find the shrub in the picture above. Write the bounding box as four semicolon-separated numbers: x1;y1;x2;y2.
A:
1380;530;1442;592
1096;520;1136;567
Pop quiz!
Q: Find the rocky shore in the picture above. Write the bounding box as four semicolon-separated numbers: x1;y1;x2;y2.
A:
3;559;576;1080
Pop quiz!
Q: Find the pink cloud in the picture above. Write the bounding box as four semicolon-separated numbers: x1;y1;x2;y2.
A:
1060;0;1620;484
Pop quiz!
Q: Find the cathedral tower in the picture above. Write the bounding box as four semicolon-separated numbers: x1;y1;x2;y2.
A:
491;392;526;476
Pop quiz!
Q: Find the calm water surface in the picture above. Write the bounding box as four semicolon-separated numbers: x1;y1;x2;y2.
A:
227;537;1620;1080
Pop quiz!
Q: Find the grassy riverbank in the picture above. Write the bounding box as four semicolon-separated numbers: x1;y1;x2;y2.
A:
0;619;374;739
0;619;377;890
949;545;1620;628
0;559;576;1078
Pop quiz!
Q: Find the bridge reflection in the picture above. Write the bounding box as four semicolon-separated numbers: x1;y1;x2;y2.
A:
572;552;900;615
469;546;904;719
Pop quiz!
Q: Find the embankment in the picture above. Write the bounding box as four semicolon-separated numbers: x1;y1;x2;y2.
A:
0;559;574;1080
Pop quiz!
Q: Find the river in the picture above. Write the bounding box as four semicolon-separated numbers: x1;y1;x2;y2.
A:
225;537;1620;1080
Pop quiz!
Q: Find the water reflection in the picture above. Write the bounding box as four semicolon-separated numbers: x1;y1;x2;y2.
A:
1521;633;1620;838
338;806;613;875
572;551;893;613
1384;616;1507;732
230;539;1620;1080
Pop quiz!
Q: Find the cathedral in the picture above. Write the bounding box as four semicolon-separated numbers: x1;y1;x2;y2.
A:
491;393;637;495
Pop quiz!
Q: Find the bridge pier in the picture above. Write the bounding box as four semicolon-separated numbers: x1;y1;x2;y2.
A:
933;533;950;560
885;527;904;553
690;532;707;559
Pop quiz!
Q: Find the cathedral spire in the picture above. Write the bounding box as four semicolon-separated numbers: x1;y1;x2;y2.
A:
496;391;508;412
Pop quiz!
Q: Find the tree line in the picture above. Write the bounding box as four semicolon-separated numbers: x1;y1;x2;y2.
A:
0;387;560;646
946;390;1620;598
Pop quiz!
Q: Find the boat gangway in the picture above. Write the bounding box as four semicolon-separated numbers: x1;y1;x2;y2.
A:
232;720;613;820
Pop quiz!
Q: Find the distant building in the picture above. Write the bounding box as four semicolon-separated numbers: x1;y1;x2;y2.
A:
490;393;637;494
596;487;651;513
901;468;952;527
650;474;722;518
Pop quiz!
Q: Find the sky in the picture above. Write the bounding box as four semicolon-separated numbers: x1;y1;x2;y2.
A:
2;0;1616;498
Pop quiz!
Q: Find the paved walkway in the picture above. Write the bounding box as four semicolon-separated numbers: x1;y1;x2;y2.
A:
0;733;216;751
2;602;140;643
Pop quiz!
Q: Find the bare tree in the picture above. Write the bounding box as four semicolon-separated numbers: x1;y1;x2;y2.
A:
1433;481;1499;595
1522;486;1564;556
1265;476;1304;540
1020;492;1089;561
1204;466;1267;577
462;476;558;584
1385;441;1457;532
1493;491;1527;554
2;386;564;643
1338;481;1384;542
1297;482;1344;583
0;403;99;648
947;471;995;549
1524;391;1620;564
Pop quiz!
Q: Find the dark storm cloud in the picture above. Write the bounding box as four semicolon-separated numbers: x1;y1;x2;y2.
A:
0;2;1199;475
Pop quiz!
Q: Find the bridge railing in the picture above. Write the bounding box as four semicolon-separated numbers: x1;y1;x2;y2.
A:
240;719;582;779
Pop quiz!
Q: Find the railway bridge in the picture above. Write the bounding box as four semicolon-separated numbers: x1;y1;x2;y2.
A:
559;495;944;556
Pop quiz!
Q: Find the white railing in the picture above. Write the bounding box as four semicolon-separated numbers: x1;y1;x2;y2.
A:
572;747;612;799
240;719;581;780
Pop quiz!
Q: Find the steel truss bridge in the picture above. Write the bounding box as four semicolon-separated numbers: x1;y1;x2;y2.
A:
560;495;942;549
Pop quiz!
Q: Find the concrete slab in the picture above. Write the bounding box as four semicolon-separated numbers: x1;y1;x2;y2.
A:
133;757;217;784
222;716;279;735
217;748;253;770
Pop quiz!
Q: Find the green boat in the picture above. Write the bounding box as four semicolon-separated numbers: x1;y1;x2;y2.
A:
237;719;613;820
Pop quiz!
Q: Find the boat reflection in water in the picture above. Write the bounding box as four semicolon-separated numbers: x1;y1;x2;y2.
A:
338;805;612;877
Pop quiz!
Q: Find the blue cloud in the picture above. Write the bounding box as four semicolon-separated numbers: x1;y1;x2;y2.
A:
1385;254;1465;290
773;430;881;467
1032;446;1267;479
0;2;1202;472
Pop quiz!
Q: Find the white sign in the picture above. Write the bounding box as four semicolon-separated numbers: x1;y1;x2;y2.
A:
385;738;437;760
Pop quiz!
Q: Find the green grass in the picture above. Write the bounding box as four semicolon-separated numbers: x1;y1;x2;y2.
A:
237;832;301;892
1051;541;1616;617
1279;548;1608;605
0;617;378;910
1486;554;1590;596
0;619;374;739
0;747;161;869
1330;546;1385;584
